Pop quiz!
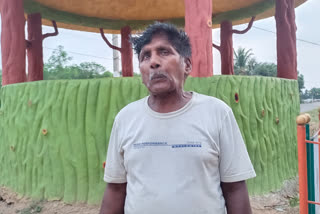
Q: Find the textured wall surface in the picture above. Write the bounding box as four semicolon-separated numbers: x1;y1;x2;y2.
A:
0;76;300;203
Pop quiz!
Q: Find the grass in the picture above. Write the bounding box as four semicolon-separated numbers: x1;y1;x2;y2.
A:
16;201;43;214
306;108;319;137
289;196;299;207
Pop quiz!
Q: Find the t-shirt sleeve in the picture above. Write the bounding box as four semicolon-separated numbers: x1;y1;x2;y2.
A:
219;108;256;183
104;119;127;183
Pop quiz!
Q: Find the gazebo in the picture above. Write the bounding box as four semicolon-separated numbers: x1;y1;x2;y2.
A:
1;0;306;85
0;0;307;204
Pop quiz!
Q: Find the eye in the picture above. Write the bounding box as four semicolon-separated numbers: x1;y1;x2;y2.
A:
140;53;150;61
160;49;169;55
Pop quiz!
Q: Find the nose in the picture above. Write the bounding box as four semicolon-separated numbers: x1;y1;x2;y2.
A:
150;54;161;69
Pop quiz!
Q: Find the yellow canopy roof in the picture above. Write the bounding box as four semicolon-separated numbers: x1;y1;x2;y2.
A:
23;0;307;33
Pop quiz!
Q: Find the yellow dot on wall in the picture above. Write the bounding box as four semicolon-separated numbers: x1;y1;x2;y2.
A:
10;146;15;152
42;129;48;136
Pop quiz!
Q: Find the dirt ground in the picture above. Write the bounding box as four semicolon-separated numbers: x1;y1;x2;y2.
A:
0;187;100;214
250;178;300;214
0;178;299;214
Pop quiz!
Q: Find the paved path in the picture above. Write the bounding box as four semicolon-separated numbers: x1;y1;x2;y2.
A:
300;101;320;113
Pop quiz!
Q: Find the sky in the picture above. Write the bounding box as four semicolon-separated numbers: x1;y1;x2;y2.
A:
0;0;319;90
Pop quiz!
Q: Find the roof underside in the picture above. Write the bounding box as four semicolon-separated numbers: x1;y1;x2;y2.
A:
23;0;307;33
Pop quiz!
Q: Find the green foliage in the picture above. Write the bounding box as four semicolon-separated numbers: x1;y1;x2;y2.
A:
234;47;305;96
252;63;277;77
234;47;254;75
298;73;305;93
234;48;277;77
310;88;320;99
289;197;299;207
0;69;2;88
301;88;320;100
45;46;72;72
43;45;113;80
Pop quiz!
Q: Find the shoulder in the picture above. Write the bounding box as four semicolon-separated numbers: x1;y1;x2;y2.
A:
194;92;232;115
114;96;148;122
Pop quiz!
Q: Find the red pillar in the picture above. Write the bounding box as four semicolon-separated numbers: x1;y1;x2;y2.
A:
184;0;213;77
1;0;27;85
275;0;297;80
121;26;133;77
214;17;254;75
27;13;44;81
220;21;234;75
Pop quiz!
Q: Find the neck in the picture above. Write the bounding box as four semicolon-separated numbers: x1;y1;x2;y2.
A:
148;90;192;113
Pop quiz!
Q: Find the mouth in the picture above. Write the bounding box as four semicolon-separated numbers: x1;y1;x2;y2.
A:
150;73;168;81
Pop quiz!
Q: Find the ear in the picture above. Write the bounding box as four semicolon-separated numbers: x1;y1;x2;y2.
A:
184;57;192;78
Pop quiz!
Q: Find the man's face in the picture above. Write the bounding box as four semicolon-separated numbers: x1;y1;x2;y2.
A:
139;34;191;96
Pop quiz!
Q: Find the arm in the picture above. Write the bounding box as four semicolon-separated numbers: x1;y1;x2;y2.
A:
221;181;252;214
100;183;127;214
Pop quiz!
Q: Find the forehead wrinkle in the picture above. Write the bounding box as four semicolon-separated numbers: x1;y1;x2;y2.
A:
139;32;186;63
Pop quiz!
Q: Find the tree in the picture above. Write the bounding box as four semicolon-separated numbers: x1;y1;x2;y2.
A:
301;89;309;100
234;47;254;75
45;45;72;73
297;72;305;93
78;62;106;74
310;88;320;99
247;58;258;74
98;71;113;78
233;47;305;95
252;63;277;77
43;46;112;80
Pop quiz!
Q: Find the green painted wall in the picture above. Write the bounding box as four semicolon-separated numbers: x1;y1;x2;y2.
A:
0;76;299;204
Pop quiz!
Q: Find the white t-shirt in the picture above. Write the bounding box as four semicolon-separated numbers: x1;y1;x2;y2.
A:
104;92;256;214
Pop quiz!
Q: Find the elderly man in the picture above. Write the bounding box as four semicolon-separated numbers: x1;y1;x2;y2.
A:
100;22;256;214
